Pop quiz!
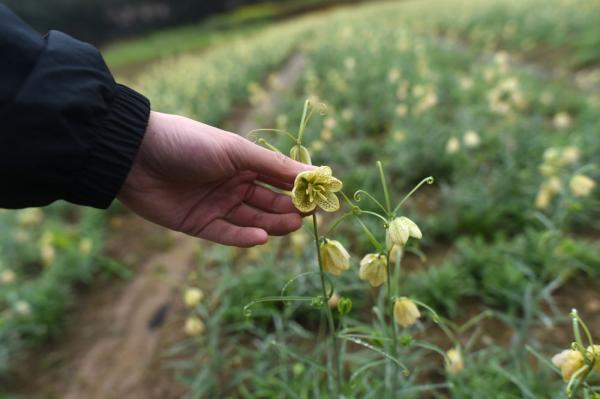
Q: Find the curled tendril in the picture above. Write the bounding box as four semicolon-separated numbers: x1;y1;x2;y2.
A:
243;296;314;317
247;128;297;143
280;271;321;298
393;176;435;214
353;190;388;215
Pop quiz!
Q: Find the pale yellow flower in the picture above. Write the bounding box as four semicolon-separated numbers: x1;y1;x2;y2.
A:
393;297;420;327
328;292;340;308
587;345;600;373
463;130;480;148
446;348;464;374
40;244;55;266
553;112;572;129
184;288;204;308
386;217;422;248
552;349;585;382
17;208;43;227
320;239;350;276
561;146;580;165
79;239;93;255
570;174;596;197
535;186;553;209
14;301;31;316
1;270;16;284
184;317;205;336
446;137;460;154
292;166;342;213
359;253;387;287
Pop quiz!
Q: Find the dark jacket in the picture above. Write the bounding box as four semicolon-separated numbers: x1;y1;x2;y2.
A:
0;3;150;209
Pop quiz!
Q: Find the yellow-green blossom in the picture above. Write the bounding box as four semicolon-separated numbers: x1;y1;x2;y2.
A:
184;316;205;336
359;253;387;287
393;297;420;327
570;174;596;197
320;239;350;276
292;166;342;213
552;349;585;382
446;348;464;374
184;288;204;307
387;217;422;248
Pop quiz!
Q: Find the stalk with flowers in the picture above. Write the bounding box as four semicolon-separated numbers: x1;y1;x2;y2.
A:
244;100;447;397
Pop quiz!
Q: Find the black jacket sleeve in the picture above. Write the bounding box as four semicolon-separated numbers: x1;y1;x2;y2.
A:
0;4;150;209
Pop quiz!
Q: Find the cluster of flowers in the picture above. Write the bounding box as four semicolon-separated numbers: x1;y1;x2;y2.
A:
535;146;596;209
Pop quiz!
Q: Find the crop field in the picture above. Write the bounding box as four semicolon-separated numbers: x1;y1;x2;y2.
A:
1;0;599;398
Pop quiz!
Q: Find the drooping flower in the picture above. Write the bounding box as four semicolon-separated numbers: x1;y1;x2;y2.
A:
552;349;585;382
184;288;204;308
359;253;387;287
570;174;596;197
386;217;422;248
393;297;420;327
446;348;465;374
320;239;350;276
292;166;343;213
184;316;205;336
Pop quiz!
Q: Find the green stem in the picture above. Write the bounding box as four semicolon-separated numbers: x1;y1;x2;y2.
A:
386;251;399;397
312;213;341;397
377;161;392;216
297;99;310;144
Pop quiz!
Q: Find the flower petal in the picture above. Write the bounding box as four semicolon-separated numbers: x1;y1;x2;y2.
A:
315;191;340;212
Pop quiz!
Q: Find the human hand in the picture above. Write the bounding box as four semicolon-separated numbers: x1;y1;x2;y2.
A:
118;111;313;247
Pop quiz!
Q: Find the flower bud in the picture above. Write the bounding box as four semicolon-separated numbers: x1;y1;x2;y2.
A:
393;297;420;328
184;316;205;336
320;239;350;276
290;144;312;165
387;217;422;248
359;253;387;287
445;348;464;374
184;287;204;308
337;297;353;316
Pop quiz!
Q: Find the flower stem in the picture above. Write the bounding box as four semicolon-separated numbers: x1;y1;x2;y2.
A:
312;213;341;397
385;251;399;397
377;161;392;216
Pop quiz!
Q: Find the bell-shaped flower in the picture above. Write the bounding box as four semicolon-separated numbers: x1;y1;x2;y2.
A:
445;348;464;374
552;349;585;382
387;216;422;248
393;297;420;327
292;166;342;213
320;239;350;276
358;253;387;287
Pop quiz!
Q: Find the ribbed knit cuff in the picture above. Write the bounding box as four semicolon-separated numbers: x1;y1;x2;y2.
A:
66;84;150;209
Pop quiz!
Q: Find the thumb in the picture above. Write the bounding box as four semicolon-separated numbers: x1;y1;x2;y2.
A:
232;136;315;185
